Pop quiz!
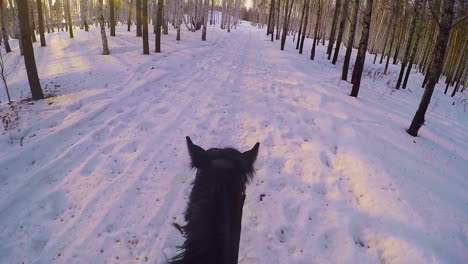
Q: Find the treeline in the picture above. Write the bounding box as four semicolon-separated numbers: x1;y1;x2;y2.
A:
0;0;243;101
245;0;467;136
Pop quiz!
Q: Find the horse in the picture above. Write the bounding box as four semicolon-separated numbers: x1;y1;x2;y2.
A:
169;136;260;264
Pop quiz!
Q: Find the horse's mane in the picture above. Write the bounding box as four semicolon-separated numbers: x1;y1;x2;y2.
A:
169;138;259;264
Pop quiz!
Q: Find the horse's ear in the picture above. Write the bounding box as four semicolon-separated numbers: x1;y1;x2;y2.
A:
242;142;260;168
186;136;207;168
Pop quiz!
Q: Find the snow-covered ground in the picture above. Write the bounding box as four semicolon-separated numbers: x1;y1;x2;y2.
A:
0;22;467;264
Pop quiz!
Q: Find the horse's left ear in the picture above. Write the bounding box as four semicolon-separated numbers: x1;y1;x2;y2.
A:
186;136;208;168
242;142;260;167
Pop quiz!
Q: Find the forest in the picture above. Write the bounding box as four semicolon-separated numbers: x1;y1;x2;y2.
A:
0;0;467;263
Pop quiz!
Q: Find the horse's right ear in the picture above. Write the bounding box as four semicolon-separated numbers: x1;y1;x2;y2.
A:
186;136;207;168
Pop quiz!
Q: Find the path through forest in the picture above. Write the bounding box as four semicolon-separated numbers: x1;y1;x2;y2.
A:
0;23;467;264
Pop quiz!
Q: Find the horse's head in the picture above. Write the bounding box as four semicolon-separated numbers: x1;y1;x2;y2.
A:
186;136;260;185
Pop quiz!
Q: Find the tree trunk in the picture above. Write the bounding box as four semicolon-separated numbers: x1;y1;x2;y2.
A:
326;0;341;58
128;0;133;31
202;0;208;40
275;0;281;40
384;3;398;75
396;0;422;89
341;0;359;80
66;0;73;38
407;0;455;137
0;0;11;52
142;0;149;53
270;0;275;41
155;0;163;52
332;0;349;64
30;1;36;42
350;0;373;97
98;0;110;55
310;0;321;60
17;0;44;100
110;0;116;36
299;0;309;54
80;0;88;31
137;0;142;36
295;0;306;49
37;0;46;46
280;0;290;50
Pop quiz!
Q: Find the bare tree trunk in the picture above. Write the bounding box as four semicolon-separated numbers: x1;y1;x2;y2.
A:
341;0;359;80
350;0;373;97
128;0;133;31
17;0;44;100
142;0;149;53
66;0;73;38
326;0;341;58
310;0;321;60
0;0;11;52
80;0;88;31
295;0;306;49
202;0;208;40
98;0;109;55
137;0;142;36
155;0;163;52
396;0;422;89
37;0;46;46
332;0;349;64
110;0;116;36
407;0;455;136
270;0;276;41
299;0;309;53
30;1;37;42
275;0;281;40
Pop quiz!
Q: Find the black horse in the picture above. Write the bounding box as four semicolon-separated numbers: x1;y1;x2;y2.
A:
169;137;260;264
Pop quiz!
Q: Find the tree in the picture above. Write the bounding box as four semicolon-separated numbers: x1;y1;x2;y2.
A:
65;0;73;38
407;0;456;137
137;0;142;36
142;0;149;53
298;0;309;54
97;0;110;55
310;0;322;60
80;0;89;31
110;0;116;36
332;0;349;64
17;0;44;100
0;44;12;103
0;0;11;53
202;0;209;40
128;0;133;32
155;0;163;52
37;0;46;46
341;0;359;80
326;0;342;58
395;0;422;89
350;0;373;97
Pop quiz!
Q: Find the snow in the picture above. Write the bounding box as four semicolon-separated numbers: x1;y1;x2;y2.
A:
0;22;467;264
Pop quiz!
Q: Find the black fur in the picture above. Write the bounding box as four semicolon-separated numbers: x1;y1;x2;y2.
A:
169;137;259;264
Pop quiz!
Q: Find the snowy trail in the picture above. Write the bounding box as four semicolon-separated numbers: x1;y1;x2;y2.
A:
1;23;467;264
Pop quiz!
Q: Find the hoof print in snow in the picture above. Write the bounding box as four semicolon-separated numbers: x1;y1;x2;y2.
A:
354;239;369;249
259;193;266;201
